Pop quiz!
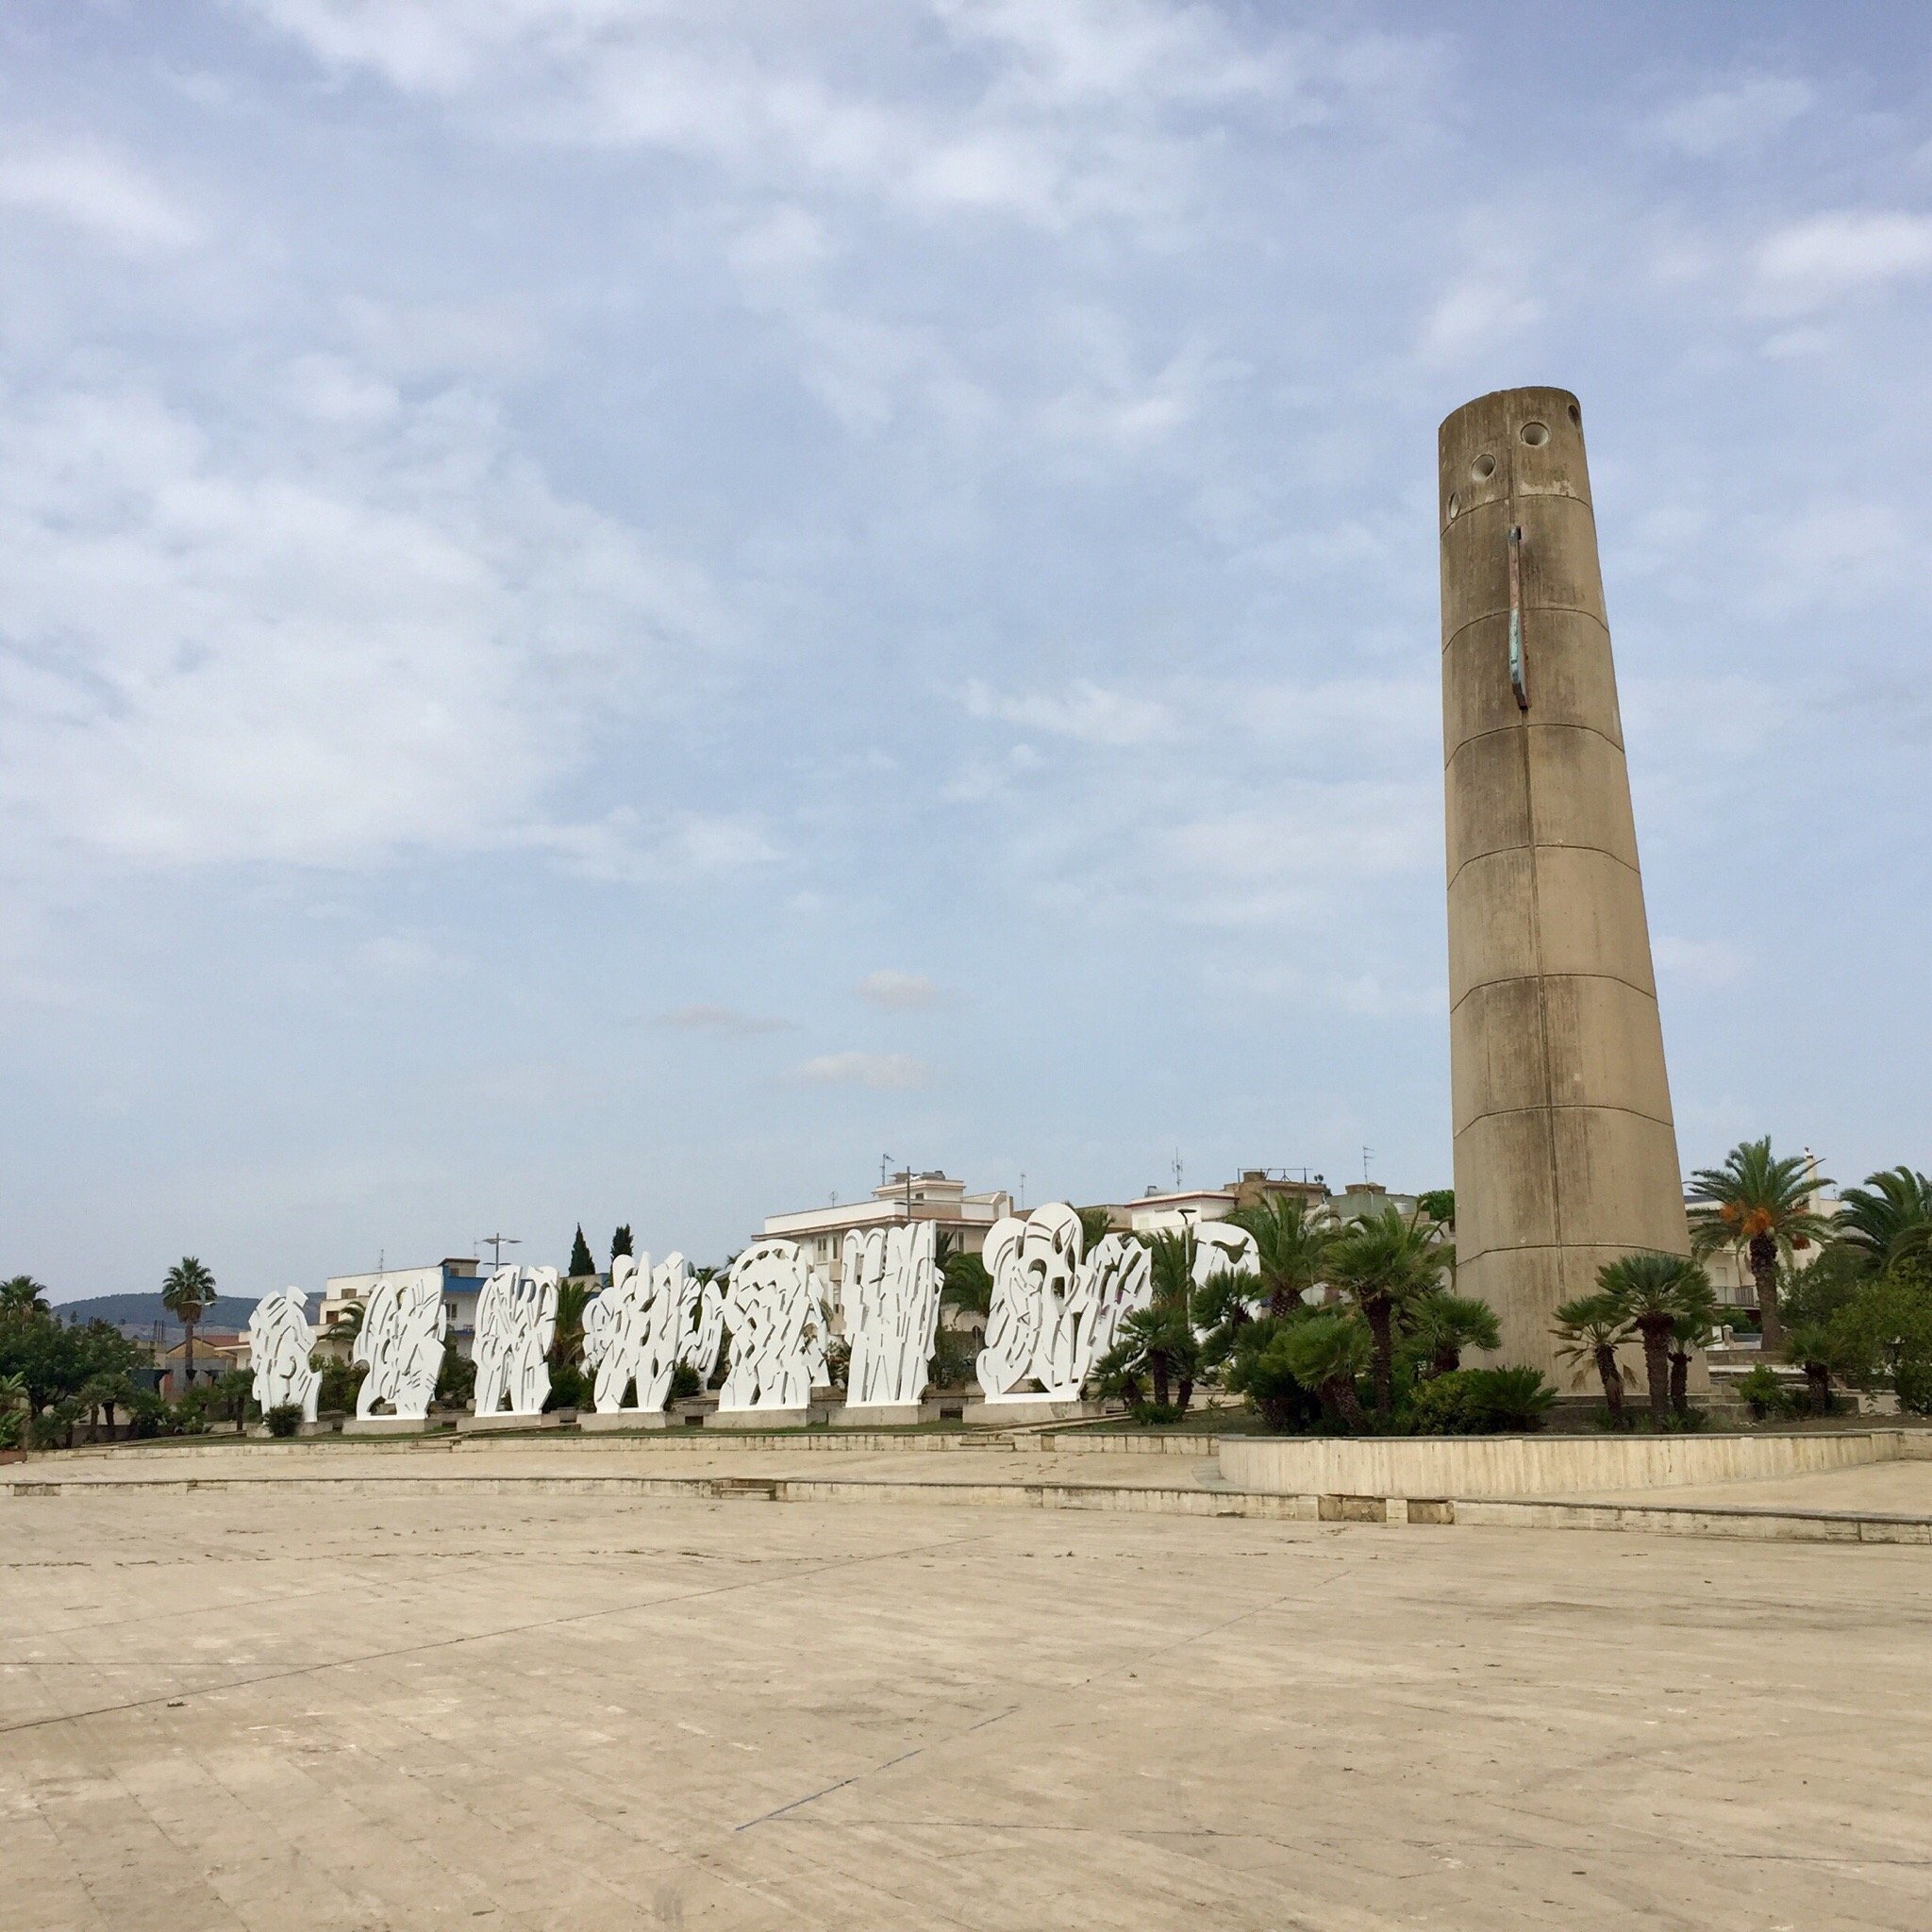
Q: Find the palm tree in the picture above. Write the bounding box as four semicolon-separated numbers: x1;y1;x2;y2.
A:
1667;1273;1720;1421
1835;1167;1932;1274
161;1257;218;1391
1688;1139;1834;1353
1324;1208;1446;1416
1278;1312;1369;1431
1229;1195;1336;1317
1;1275;51;1317
1553;1294;1633;1425
1124;1228;1204;1411
1598;1253;1707;1426
1407;1292;1499;1376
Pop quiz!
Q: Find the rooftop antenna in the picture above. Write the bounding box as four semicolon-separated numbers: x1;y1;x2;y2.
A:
476;1233;521;1269
1173;1148;1183;1191
1362;1145;1374;1183
1018;1170;1026;1211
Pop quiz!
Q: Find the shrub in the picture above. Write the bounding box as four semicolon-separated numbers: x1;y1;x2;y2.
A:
126;1391;174;1440
1408;1367;1553;1434
1895;1357;1932;1417
1126;1400;1186;1426
316;1359;365;1415
1734;1363;1793;1422
1223;1318;1323;1434
28;1409;67;1450
435;1339;475;1407
669;1360;703;1400
265;1404;304;1438
543;1363;589;1412
0;1409;21;1451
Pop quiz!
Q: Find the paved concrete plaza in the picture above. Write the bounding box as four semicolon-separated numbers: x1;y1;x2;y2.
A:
5;1475;1930;1931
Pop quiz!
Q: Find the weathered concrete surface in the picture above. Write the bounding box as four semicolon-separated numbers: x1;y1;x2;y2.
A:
1222;1425;1917;1499
5;1479;1930;1930
1441;388;1691;1382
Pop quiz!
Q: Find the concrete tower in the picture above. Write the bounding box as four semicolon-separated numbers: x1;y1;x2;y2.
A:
1439;387;1690;1381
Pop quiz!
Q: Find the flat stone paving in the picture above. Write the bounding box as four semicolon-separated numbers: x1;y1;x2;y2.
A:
5;1470;1931;1930
1577;1459;1932;1515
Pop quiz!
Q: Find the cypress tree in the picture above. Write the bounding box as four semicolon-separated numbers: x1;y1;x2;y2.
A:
568;1224;596;1279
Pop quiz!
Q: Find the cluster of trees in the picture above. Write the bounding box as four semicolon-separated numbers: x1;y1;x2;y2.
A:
1083;1195;1552;1435
1547;1140;1932;1427
0;1270;255;1450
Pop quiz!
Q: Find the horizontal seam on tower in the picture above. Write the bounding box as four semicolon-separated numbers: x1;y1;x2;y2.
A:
1451;970;1657;1007
1442;605;1607;652
1453;1101;1677;1131
1445;845;1641;891
1446;720;1625;759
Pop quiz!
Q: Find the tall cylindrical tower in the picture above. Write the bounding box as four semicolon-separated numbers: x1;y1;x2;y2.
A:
1439;388;1690;1382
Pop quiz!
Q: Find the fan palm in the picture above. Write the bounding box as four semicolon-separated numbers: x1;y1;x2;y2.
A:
1229;1195;1336;1317
1835;1167;1932;1274
1407;1291;1499;1376
1597;1253;1707;1426
1324;1208;1447;1416
1;1275;52;1317
161;1257;218;1390
1687;1139;1834;1353
1278;1312;1369;1431
1666;1273;1721;1420
1552;1294;1633;1424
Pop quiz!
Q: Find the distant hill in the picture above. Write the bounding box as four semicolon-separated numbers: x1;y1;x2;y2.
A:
51;1292;316;1337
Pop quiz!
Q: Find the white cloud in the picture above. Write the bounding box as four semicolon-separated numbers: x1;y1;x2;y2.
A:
0;141;199;251
657;1004;791;1036
789;1050;932;1090
1754;210;1932;309
963;677;1173;746
858;970;947;1011
0;375;720;874
1643;76;1811;158
1415;273;1543;368
1653;936;1748;990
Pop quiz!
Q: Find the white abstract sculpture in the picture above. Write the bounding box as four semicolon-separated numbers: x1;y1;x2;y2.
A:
355;1274;447;1421
717;1241;830;1413
1054;1233;1152;1393
840;1220;941;1411
1192;1221;1260;1290
677;1266;726;1386
246;1288;319;1424
977;1204;1154;1404
585;1251;687;1413
473;1265;558;1416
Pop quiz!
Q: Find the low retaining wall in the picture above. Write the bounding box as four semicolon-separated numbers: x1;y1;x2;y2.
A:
1219;1428;1917;1499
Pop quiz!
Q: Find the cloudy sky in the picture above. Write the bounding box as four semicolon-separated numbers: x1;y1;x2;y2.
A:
4;2;1928;1298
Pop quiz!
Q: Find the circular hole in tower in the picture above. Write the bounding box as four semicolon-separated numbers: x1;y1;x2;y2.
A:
1567;402;1580;425
1470;453;1495;481
1446;491;1460;521
1520;421;1549;447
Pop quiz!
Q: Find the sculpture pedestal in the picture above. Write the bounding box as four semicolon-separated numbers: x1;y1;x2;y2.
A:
709;1406;810;1431
579;1409;670;1431
343;1415;441;1436
458;1410;564;1433
836;1402;923;1428
962;1396;1100;1426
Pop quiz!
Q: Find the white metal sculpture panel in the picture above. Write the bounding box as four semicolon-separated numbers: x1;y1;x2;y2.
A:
717;1240;830;1412
1192;1221;1260;1289
585;1251;687;1413
678;1267;726;1386
840;1220;941;1408
473;1265;558;1417
355;1273;447;1421
246;1288;319;1423
977;1204;1149;1402
1057;1233;1152;1393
